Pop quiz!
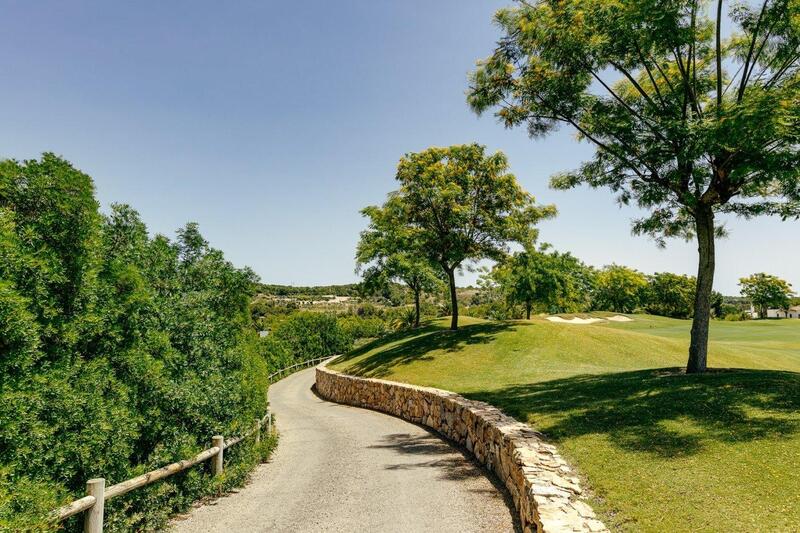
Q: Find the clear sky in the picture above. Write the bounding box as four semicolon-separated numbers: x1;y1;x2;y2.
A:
1;1;796;294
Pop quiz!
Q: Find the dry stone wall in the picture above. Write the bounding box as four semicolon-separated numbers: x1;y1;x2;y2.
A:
316;361;608;533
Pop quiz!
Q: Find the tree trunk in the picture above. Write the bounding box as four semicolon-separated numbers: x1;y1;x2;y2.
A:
414;287;421;328
525;302;532;320
687;207;716;373
446;268;458;330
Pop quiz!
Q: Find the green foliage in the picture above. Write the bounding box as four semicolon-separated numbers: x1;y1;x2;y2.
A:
255;283;360;297
739;272;795;318
259;335;295;371
357;201;443;327
489;246;593;318
644;272;697;318
0;467;64;532
468;0;800;371
367;143;556;330
386;307;419;331
723;309;748;321
592;265;648;313
250;295;301;331
469;0;800;236
338;315;387;340
270;312;353;359
0;154;271;531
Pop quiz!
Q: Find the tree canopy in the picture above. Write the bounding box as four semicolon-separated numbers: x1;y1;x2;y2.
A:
375;143;556;329
645;272;698;318
356;203;442;327
468;0;800;372
739;272;795;317
490;246;591;318
592;265;649;313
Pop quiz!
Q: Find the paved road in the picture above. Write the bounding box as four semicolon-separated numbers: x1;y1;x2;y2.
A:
171;367;517;532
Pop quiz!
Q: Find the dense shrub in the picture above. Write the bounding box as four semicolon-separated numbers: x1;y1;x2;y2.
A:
385;307;419;330
644;272;696;318
463;301;523;321
591;265;648;313
270;312;353;359
352;302;385;318
338;315;387;339
259;335;295;371
0;154;272;531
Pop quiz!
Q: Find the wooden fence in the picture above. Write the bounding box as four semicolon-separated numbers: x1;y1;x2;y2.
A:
50;356;332;533
266;356;331;382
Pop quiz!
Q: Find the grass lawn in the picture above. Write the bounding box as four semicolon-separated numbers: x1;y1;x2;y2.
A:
330;314;800;532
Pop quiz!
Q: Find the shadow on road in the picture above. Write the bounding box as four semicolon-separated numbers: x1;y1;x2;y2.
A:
368;431;523;532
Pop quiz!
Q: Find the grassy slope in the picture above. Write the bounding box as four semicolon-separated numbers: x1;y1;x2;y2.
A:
331;315;800;532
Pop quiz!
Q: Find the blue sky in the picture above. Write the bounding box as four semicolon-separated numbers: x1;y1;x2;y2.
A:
1;0;796;294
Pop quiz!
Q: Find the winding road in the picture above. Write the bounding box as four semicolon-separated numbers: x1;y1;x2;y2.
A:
171;367;517;532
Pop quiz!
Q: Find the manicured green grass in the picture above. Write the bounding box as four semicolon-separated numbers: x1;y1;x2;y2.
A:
331;315;800;532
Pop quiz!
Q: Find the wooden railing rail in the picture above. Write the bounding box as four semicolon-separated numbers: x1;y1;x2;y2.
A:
49;356;332;532
266;355;332;382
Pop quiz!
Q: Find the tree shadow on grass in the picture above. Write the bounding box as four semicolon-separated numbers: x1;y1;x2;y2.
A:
337;322;523;379
469;368;800;458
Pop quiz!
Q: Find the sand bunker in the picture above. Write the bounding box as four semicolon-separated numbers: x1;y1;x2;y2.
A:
546;316;605;325
545;315;635;325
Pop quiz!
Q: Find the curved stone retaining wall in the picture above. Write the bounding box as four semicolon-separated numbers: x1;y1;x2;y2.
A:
316;362;608;533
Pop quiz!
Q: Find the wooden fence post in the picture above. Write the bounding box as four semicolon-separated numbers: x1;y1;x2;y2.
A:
267;412;272;434
254;418;261;444
84;478;105;533
212;436;224;476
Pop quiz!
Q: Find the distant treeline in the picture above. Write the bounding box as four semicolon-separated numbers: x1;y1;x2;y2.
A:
255;283;361;297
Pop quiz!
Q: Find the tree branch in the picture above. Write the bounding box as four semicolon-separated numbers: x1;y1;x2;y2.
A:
738;0;769;102
716;0;723;112
609;61;658;110
587;69;669;143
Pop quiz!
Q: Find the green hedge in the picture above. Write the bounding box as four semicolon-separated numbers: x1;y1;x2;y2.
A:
338;316;387;340
269;312;354;360
0;154;275;531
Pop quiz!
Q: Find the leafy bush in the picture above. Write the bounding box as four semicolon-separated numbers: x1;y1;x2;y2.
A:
259;335;295;370
592;265;648;313
270;311;353;359
0;154;273;531
338;315;387;339
0;467;64;532
388;307;418;330
644;272;696;318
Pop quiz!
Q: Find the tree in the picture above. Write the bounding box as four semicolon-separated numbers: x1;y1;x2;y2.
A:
356;204;442;327
739;273;795;318
592;265;648;313
645;272;697;318
491;246;591;318
1;154;270;529
468;0;800;372
379;143;556;329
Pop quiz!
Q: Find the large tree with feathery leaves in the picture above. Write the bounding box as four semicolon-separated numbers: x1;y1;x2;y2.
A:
468;0;799;372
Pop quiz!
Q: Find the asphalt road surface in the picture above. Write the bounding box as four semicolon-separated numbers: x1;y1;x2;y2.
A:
171;367;517;532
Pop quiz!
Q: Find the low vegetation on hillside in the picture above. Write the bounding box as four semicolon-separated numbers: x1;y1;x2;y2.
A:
331;315;800;531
